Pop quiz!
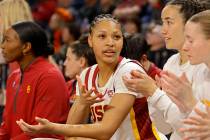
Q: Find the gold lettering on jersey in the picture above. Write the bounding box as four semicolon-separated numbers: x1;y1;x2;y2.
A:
26;85;31;94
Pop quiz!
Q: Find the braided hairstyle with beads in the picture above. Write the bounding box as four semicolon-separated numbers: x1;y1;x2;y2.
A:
89;14;128;57
167;0;208;23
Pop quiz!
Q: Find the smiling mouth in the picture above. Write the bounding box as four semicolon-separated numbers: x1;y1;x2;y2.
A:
164;37;171;41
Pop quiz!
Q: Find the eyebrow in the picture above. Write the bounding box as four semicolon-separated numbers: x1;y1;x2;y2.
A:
96;30;122;34
185;34;192;39
162;17;175;21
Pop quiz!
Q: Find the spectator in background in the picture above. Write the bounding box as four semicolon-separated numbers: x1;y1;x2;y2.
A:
31;0;57;29
0;21;69;140
123;16;141;35
79;0;100;31
64;34;96;107
98;0;116;14
52;22;81;72
113;0;143;19
48;7;73;53
48;7;74;70
146;22;176;68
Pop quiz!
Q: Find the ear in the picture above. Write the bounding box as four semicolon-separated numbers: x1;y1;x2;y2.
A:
88;34;93;48
79;57;87;68
22;42;32;55
140;54;148;62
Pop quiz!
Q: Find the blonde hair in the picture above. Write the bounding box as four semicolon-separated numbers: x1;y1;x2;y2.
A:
189;10;210;39
0;0;33;42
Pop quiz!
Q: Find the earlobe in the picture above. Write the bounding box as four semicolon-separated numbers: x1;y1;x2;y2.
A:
88;35;93;48
141;54;148;61
80;57;87;68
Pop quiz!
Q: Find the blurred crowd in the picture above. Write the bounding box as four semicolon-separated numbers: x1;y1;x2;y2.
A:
28;0;176;72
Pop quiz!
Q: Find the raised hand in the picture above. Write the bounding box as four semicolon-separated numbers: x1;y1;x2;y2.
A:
76;75;104;106
16;117;54;135
180;106;210;140
160;71;196;113
122;70;158;98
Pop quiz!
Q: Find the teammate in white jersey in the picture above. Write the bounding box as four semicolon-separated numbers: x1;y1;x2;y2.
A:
160;10;210;139
122;0;208;139
16;14;166;140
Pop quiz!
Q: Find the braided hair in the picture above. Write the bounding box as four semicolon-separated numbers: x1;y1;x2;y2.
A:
167;0;207;23
89;14;121;34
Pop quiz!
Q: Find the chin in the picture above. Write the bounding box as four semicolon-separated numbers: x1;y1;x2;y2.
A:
165;44;174;50
189;61;200;65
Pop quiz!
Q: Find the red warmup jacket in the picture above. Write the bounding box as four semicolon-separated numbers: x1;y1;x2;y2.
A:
0;57;69;140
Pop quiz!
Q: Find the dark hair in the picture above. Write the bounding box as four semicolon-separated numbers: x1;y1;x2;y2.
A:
11;21;54;57
69;34;96;66
65;22;81;40
124;16;142;33
167;0;207;23
89;14;128;57
125;33;149;61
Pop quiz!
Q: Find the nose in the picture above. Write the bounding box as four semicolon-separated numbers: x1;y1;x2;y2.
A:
183;40;189;52
106;36;114;47
161;24;168;36
0;43;4;49
63;59;67;66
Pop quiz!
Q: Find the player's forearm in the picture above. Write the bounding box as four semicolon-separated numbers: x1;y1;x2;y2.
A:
67;99;90;124
52;123;113;140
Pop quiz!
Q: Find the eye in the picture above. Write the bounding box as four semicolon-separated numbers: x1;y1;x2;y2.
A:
188;40;193;44
98;34;106;39
67;57;71;61
113;35;122;40
166;20;173;26
186;38;193;44
2;37;8;43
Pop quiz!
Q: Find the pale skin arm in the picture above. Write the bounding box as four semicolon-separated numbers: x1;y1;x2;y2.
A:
17;93;135;140
122;70;158;98
180;106;210;140
160;71;197;113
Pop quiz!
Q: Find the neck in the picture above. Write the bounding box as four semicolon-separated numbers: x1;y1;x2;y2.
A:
141;60;151;72
207;61;210;70
179;50;188;65
19;55;36;71
97;60;118;87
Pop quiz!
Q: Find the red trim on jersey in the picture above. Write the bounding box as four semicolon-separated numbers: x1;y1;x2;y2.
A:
92;57;123;98
133;98;157;139
85;67;91;90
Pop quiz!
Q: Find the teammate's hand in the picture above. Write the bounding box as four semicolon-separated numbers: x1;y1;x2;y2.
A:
122;70;158;97
180;106;210;140
160;71;196;113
